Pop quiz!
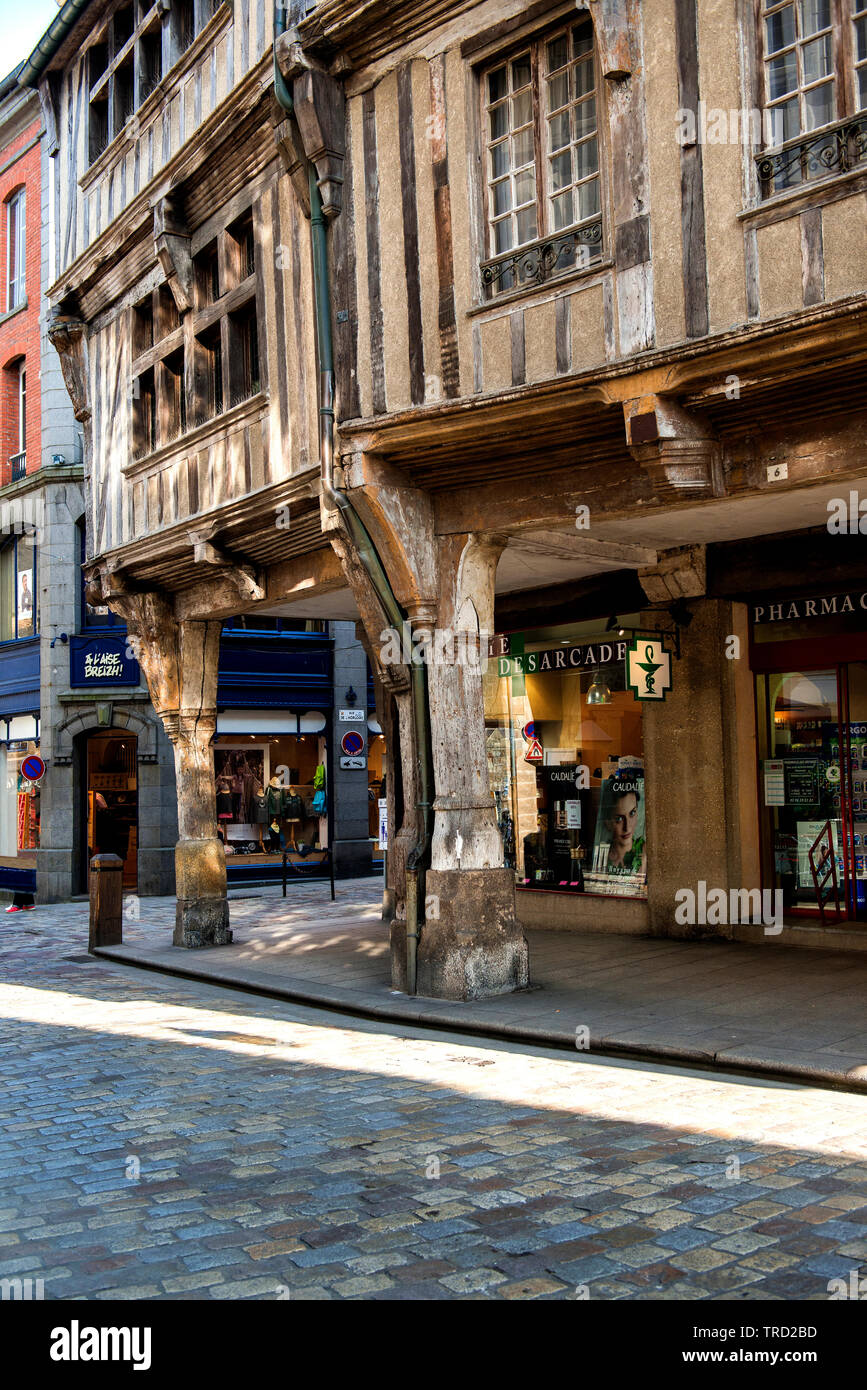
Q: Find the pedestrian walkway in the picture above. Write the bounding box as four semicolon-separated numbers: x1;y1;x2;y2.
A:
75;880;867;1093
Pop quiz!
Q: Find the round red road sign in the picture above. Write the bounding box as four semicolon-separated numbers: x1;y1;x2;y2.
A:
21;754;45;782
341;730;365;756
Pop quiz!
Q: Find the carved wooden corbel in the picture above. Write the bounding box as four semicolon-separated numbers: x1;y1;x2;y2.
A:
271;108;312;217
48;310;90;423
623;397;724;501
275;33;345;218
188;530;265;603
153;194;193;313
587;0;633;79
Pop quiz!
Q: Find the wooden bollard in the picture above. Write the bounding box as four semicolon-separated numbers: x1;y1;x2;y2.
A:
89;853;124;952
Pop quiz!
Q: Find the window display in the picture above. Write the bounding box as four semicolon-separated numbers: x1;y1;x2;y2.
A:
0;741;41;861
485;621;647;899
213;733;328;861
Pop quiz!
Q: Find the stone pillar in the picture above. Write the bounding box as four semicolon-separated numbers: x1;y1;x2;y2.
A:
329;459;528;999
105;588;230;948
642;599;760;939
417;534;528;999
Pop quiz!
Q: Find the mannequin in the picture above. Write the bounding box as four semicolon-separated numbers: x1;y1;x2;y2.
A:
252;782;268;850
216;778;233;845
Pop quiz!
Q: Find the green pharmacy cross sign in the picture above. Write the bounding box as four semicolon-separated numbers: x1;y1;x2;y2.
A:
627;637;672;701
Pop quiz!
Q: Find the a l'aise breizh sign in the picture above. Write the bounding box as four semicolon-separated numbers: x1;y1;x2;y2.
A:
69;635;140;687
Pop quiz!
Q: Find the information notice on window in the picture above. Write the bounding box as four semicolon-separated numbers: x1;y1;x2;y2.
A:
763;759;785;806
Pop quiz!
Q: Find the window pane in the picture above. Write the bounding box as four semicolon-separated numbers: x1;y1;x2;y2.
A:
548;110;571;151
577;177;600;221
859;65;867;110
0;547;14;641
511;90;532;128
514;168;535;205
511;54;531;89
515;206;537;245
768;50;798;99
855;16;867;62
551;190;573;230
16;537;35;638
575;136;599;181
490;140;510;179
513;126;534;166
804;79;834;127
573;21;593;57
547;71;569;111
768;95;801;142
494;218;513;254
766;6;796;52
488;66;507;104
574;58;594;100
547;35;569;72
574;96;597;138
799;0;830;35
550;149;571;191
489;103;508;141
492;178;511;217
802;33;832;82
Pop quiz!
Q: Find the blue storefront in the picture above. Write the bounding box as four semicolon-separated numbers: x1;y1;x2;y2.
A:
0;635;41;894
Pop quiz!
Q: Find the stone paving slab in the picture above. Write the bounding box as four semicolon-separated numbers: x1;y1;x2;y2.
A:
81;880;867;1093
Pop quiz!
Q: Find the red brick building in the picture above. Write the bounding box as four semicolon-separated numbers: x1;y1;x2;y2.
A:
0;65;41;487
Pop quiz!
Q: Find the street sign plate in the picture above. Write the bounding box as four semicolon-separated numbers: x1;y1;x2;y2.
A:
339;709;365;722
340;756;366;769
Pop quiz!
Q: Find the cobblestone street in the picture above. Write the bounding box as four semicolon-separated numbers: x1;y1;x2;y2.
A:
1;901;866;1301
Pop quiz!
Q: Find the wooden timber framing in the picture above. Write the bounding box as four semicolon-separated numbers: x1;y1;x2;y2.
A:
674;0;710;339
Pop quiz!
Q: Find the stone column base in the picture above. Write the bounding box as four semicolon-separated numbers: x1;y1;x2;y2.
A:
396;866;528;1000
173;838;232;948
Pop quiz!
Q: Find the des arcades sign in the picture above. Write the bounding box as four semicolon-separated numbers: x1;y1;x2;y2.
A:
69;635;140;688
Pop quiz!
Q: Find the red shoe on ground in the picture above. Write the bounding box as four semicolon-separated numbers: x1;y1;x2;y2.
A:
5;905;21;912
22;904;35;910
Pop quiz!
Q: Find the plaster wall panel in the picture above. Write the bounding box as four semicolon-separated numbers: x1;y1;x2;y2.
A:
756;216;802;318
698;0;748;331
376;72;411;413
479;314;512;394
822;193;867;303
643;0;686;346
569;282;606;373
524;298;557;385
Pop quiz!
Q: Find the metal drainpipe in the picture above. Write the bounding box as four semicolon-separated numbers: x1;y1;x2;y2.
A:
273;9;432;993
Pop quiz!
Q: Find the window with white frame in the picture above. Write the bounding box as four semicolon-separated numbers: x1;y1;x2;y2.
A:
5;189;25;312
758;0;867;194
480;15;603;296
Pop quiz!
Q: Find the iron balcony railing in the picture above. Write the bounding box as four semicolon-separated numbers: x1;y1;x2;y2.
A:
10;452;25;482
756;113;867;198
480;217;604;298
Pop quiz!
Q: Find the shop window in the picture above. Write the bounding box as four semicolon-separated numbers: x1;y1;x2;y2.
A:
213;735;328;863
485;622;647;898
0;534;38;642
0;741;41;862
479;15;603;297
5;188;25;312
756;0;867;195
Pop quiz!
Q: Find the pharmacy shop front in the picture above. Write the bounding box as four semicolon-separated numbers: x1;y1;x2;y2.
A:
752;588;867;924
